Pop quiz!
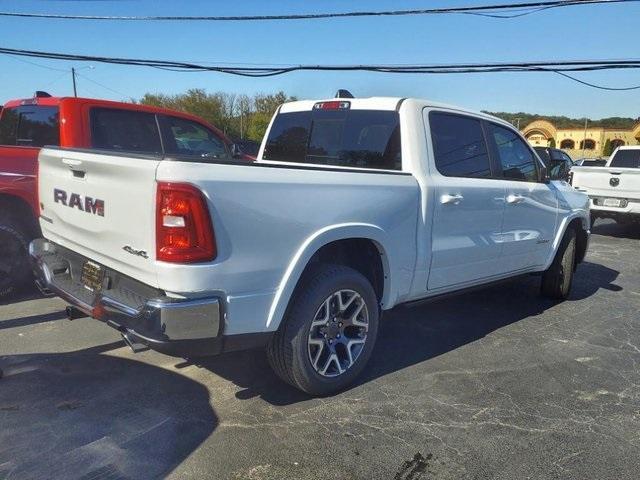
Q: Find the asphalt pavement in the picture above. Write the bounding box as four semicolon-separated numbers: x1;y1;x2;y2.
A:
1;220;639;480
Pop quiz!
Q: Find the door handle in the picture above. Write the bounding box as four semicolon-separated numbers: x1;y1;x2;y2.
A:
506;194;525;204
440;194;464;205
62;158;83;167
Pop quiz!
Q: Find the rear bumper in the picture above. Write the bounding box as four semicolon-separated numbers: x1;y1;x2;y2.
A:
29;238;271;356
589;196;640;218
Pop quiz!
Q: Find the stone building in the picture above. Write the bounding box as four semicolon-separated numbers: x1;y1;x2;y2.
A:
522;120;640;159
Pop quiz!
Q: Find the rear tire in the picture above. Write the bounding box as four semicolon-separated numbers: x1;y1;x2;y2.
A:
541;228;576;300
0;218;33;299
267;263;379;396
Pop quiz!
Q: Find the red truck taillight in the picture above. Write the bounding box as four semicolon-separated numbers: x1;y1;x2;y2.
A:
156;182;216;263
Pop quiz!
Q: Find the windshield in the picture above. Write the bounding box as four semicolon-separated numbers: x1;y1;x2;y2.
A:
610;149;640;168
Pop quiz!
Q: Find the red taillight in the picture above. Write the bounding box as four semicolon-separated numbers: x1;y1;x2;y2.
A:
156;182;216;263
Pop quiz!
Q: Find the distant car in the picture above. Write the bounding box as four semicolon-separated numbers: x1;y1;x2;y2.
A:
533;147;574;180
571;146;640;225
574;158;608;167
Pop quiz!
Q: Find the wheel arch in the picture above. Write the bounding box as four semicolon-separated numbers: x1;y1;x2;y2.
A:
0;193;40;236
265;224;392;331
545;214;589;269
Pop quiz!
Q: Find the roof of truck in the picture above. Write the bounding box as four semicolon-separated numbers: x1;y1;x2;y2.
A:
2;94;230;143
279;96;513;128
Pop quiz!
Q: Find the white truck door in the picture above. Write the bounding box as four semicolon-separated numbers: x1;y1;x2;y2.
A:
425;111;507;290
485;122;558;270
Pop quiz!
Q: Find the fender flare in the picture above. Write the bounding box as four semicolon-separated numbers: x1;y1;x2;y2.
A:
543;212;589;269
265;223;392;330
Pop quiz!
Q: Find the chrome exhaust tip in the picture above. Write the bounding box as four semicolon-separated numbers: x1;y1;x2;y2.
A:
121;330;149;353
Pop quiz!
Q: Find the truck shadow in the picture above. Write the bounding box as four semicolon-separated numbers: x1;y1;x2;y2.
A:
0;342;217;480
592;220;640;240
198;261;620;405
0;284;46;307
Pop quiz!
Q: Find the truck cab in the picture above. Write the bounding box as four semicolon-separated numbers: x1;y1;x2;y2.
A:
0;92;244;297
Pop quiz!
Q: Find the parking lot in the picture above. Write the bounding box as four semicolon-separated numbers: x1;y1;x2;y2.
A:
0;219;638;480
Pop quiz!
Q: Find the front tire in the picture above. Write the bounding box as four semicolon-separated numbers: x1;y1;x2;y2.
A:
267;263;379;396
541;228;576;300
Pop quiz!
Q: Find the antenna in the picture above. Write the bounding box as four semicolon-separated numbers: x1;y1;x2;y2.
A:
335;89;354;99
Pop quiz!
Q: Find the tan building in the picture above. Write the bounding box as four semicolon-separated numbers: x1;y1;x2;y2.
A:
522;120;640;159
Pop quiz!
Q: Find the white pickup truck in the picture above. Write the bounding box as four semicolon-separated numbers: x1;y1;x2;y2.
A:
30;96;590;395
571;146;640;225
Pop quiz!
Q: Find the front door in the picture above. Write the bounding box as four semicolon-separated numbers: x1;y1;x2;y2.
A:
486;122;558;270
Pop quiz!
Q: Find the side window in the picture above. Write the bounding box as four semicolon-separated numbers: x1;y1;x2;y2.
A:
429;112;491;178
0;108;18;145
0;106;59;147
487;123;538;182
162;116;230;160
90;108;162;154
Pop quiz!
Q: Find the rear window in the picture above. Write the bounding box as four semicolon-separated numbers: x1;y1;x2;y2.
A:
610;150;640;168
90;108;162;154
263;109;402;170
0;106;60;147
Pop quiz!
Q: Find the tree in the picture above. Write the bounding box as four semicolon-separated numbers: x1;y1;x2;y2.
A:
246;112;272;142
603;139;613;157
139;89;297;141
548;138;556;148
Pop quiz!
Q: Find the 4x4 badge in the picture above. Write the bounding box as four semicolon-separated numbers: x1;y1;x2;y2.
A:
123;246;149;259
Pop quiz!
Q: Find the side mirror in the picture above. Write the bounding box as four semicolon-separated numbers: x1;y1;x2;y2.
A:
230;143;242;159
539;165;551;184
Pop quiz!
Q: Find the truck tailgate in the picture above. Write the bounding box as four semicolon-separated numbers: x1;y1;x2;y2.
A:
38;148;160;288
572;166;640;198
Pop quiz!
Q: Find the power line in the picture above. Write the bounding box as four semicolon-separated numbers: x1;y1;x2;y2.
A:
2;46;640;90
552;70;640;90
4;54;67;72
0;0;636;21
75;71;130;97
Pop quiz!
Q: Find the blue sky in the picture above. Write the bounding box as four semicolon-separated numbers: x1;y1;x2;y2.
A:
0;0;638;118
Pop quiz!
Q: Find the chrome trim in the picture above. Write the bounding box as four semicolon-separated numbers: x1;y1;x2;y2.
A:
0;171;36;178
101;295;141;317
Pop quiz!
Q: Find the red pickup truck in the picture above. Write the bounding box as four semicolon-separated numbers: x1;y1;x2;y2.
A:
0;92;247;297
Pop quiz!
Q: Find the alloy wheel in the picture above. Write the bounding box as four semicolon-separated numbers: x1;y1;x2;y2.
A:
307;289;369;377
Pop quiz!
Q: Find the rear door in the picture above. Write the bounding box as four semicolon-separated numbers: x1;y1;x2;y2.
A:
39;108;162;287
426;111;507;290
485;121;558;270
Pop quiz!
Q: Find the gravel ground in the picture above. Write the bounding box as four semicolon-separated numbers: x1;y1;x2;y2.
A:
1;220;639;480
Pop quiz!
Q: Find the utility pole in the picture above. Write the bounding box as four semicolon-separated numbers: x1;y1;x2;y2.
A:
515;118;521;130
581;118;588;156
72;67;77;97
